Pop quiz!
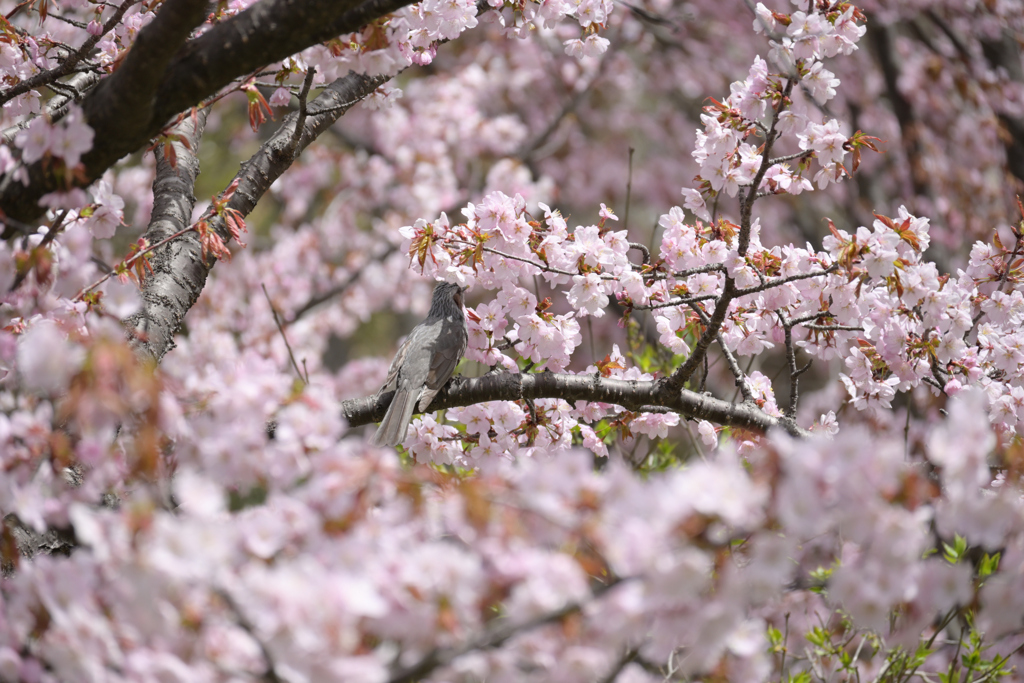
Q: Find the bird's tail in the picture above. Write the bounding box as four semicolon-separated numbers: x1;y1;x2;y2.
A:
370;388;419;447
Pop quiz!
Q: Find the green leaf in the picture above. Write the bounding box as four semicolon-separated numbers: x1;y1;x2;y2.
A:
979;552;1001;578
943;534;967;564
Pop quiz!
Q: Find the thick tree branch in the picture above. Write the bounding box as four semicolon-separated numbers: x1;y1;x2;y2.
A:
0;0;416;227
1;0;209;231
122;71;387;361
205;72;388;240
342;372;808;437
123;109;210;363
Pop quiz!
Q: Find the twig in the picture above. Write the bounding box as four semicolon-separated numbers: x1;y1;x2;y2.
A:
768;150;813;165
388;579;626;683
446;238;618;280
262;283;307;384
800;324;863;332
9;209;70;293
623;146;634;234
776;311;812;418
286;67;316;158
0;0;138;107
216;589;283;683
628;242;650;265
74;218;195;301
687;300;754;402
2;71;102;143
597;648;639;683
637;265;837;311
289;243;397;323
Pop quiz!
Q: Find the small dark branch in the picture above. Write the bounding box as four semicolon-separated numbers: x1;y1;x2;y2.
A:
290;244;397;323
0;0;137;107
341;371;810;437
216;589;283;683
800;323;863;332
665;278;736;389
516;84;592;162
0;215;39;237
662;78;803;390
672;263;725;278
621;1;676;28
733;265;837;297
2;71;102;143
523;397;538;444
623;146;634;233
687;300;752;402
867;20;929;197
635;293;718;311
768;150;813;165
305;97;369;118
777;311;804;418
49;13;90;29
786;310;829;325
646;262;725;281
446;238;618;280
717;332;754;403
929;350;949;390
286;67;316;159
628;242;650;265
997;228;1022;293
737;77;796;257
495;336;522;352
205;71;389;243
9;209;70;292
388;580;625;683
35;209;70;250
262;283;307;384
597;648;640;683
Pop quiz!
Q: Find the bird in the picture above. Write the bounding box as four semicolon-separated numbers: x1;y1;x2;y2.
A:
369;281;468;447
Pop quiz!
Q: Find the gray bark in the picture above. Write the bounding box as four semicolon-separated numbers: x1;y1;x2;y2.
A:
343;372;808;437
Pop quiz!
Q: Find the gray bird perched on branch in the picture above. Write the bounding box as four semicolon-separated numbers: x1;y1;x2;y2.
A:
369;281;468;447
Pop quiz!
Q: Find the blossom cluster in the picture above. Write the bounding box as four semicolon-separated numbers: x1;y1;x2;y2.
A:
3;390;1023;682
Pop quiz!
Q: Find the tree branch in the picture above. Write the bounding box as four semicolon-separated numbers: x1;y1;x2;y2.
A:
342;371;809;437
388;579;626;683
0;0;137;108
1;71;102;144
123;108;210;363
122;71;387;361
0;0;416;227
206;71;388;241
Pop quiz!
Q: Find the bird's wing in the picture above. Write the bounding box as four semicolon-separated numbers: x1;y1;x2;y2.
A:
378;334;414;394
418;322;467;411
